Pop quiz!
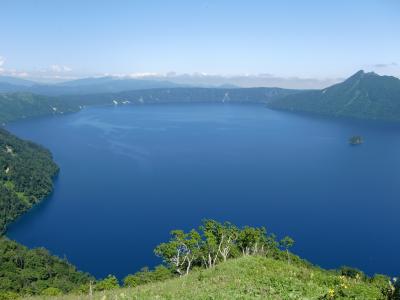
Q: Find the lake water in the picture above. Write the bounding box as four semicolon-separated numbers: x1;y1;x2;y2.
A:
6;103;400;279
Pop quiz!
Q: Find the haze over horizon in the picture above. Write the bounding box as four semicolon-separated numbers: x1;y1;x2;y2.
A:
1;0;399;88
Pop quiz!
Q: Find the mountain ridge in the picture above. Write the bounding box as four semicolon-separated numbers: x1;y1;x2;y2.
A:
268;70;400;121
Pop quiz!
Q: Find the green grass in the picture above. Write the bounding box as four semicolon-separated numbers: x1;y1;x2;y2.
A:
23;256;389;300
3;180;15;190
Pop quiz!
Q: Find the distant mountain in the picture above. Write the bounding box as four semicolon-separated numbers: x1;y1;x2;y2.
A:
268;70;400;121
60;87;301;107
53;76;186;92
0;82;27;93
0;76;38;93
131;73;341;89
217;83;239;89
0;76;37;87
55;76;119;87
0;76;189;96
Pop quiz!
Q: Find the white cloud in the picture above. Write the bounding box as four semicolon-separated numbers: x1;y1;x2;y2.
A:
0;56;5;73
371;62;398;68
366;62;400;78
101;72;163;79
128;72;161;78
0;58;76;82
50;64;72;72
6;69;30;77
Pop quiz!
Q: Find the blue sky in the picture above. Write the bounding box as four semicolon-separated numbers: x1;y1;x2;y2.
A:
0;0;399;83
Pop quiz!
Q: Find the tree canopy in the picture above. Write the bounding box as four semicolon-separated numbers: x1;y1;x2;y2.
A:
0;128;58;233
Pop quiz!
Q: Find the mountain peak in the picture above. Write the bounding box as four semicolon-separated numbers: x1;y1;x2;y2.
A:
354;70;365;76
347;70;382;80
345;70;382;83
346;70;365;81
269;68;400;121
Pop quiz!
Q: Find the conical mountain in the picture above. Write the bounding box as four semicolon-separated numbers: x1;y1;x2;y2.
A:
269;70;400;121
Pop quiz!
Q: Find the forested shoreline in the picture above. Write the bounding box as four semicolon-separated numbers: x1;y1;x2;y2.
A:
0;128;58;233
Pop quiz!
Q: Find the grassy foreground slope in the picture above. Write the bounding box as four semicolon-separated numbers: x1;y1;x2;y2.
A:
26;256;392;300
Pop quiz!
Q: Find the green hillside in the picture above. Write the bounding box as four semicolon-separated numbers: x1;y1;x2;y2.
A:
60;87;299;106
268;71;400;121
0;93;79;124
0;238;92;300
18;220;399;300
0;128;59;233
24;256;396;300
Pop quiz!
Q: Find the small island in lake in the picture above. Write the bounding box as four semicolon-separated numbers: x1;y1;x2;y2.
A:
349;135;363;145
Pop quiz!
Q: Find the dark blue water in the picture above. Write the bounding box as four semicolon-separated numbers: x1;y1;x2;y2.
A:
6;104;400;279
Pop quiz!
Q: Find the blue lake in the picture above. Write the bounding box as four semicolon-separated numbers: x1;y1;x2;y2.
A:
6;103;400;279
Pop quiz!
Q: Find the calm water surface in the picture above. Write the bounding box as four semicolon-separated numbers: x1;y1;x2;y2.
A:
6;104;400;278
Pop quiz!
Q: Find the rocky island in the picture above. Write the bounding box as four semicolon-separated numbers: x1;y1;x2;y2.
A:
349;135;363;145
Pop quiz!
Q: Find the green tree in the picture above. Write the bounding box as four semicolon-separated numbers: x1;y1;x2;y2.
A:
237;226;267;256
217;222;238;262
155;229;201;276
199;220;220;268
280;236;294;264
199;220;238;267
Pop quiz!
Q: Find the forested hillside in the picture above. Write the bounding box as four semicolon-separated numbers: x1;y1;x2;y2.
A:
269;71;400;121
60;87;300;107
0;93;79;124
0;128;58;232
0;238;92;299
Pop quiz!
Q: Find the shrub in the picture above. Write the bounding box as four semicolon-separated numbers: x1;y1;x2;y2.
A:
370;274;393;298
41;287;63;296
123;265;173;287
0;291;19;300
95;275;119;291
340;266;365;280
